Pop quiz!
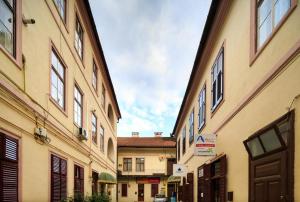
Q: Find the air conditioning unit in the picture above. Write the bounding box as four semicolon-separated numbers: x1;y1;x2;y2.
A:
78;128;88;141
35;127;47;138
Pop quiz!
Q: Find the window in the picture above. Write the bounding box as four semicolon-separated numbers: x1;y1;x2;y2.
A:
189;110;194;144
211;48;224;111
53;0;66;22
244;113;290;159
198;86;206;130
108;104;114;127
0;133;18;202
101;84;106;109
182;127;186;154
123;158;132;172
51;50;65;109
0;0;15;55
51;154;67;202
100;126;104;152
177;139;180;161
74;85;83;127
136;158;145;172
75;16;83;59
74;165;84;196
257;0;291;48
201;156;227;202
151;184;159;197
91;113;97;144
121;184;128;197
92;62;98;91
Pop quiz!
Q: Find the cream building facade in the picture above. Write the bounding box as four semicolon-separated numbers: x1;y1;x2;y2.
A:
117;133;176;202
173;0;300;201
0;0;121;201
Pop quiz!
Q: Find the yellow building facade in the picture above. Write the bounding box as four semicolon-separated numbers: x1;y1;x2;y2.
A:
173;0;300;201
0;0;121;201
117;133;176;202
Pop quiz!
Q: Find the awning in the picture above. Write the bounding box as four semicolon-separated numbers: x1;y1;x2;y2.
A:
98;172;117;184
167;175;181;183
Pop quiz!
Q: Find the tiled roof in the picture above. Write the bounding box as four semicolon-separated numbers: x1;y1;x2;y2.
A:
117;137;176;148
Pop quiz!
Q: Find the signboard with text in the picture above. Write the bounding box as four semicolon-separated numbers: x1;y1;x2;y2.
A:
173;164;187;177
194;134;216;156
136;177;160;184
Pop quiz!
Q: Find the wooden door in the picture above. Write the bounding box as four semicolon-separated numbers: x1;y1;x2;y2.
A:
250;151;287;202
138;184;144;201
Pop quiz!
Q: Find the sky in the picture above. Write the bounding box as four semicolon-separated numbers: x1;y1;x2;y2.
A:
90;0;211;137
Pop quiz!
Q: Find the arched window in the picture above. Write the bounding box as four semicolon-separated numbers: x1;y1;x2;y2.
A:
107;138;115;162
107;104;114;127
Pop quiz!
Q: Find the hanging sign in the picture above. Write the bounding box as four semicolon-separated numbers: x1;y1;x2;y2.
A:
173;164;187;176
194;134;216;156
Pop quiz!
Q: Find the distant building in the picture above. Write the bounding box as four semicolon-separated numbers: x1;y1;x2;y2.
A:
0;0;121;201
173;0;300;201
117;132;176;202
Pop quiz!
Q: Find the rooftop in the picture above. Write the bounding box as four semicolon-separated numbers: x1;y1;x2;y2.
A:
117;137;176;148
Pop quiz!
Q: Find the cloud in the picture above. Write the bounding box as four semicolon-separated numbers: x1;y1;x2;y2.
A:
90;0;211;137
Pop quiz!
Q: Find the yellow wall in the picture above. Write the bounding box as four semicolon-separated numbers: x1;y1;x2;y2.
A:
0;0;119;201
175;0;300;201
117;147;176;202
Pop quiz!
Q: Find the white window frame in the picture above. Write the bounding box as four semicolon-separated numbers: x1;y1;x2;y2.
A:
198;86;206;130
211;48;224;111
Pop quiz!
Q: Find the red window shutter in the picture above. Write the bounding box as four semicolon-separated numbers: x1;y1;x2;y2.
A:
61;159;67;200
151;184;158;197
121;184;127;197
51;155;67;202
0;134;18;202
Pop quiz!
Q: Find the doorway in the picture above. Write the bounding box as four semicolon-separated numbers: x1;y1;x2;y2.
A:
244;111;294;202
250;151;287;201
167;184;175;199
138;184;144;201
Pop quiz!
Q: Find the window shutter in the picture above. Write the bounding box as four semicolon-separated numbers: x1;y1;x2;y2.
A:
0;134;18;202
80;167;84;193
60;159;67;200
219;156;227;202
1;162;18;202
121;184;127;197
151;184;158;197
203;164;211;202
51;155;61;202
51;155;67;202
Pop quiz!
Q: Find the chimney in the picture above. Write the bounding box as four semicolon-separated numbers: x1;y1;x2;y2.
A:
154;132;162;137
132;132;139;137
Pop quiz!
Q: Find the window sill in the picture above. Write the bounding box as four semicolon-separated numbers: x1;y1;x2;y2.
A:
250;1;297;66
0;46;22;70
49;97;68;117
198;122;206;134
211;97;224;119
